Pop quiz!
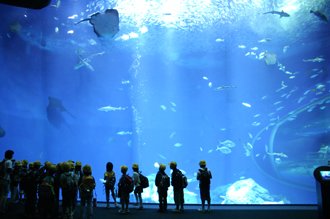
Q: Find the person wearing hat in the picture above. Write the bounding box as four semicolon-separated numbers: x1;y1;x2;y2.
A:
197;160;212;212
38;165;57;219
169;161;184;212
60;162;78;219
23;162;39;217
155;163;170;212
117;165;131;214
0;150;14;214
78;164;95;219
54;162;63;218
8;161;22;210
74;161;83;211
132;163;143;209
18;159;29;204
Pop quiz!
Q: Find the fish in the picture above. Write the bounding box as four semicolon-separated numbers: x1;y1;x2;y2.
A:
75;9;119;37
310;10;328;23
215;85;237;90
303;57;325;62
267;152;288;158
216;146;232;154
158;154;167;160
250;47;258;50
203;77;208;80
258;38;272;43
170;132;176;138
74;52;105;70
262;10;290;18
285;71;292;75
108;137;115;143
256;154;260;157
200;147;203;151
274;101;282;105
46;97;75;129
252;122;260;126
238;45;246;49
208;82;212;88
286;94;291;99
239;139;251;157
298;96;306;103
220;128;226;131
320;106;326;110
268;112;276;116
78;55;94;71
254;114;260;117
289;76;295;79
117;131;132;135
219;140;235;147
280;93;287;98
98;105;128;112
242;102;251;107
174;143;182;147
275;158;281;164
170;102;176;106
281;81;287;88
264;51;277;65
39;152;43;159
154;162;159;168
0;126;5;138
76;49;88;56
208;149;213;153
122;80;130;84
160;105;166;110
262;95;267;99
127;140;132;147
171;108;176;112
277;106;284;111
249;133;253;139
9;21;22;34
245;52;250;56
283;46;289;53
303;90;310;95
215;39;225;42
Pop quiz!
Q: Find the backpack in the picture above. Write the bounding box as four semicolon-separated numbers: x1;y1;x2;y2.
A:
120;175;134;193
20;170;35;190
0;159;6;179
199;168;210;185
139;172;149;188
39;176;55;198
105;175;115;190
177;171;188;188
62;172;76;191
80;175;95;192
159;174;170;188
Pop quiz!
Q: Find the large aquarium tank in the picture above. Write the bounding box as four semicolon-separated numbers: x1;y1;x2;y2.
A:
0;0;329;205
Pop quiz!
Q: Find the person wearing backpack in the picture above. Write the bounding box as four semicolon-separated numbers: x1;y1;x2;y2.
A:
132;163;143;210
117;165;132;214
24;162;39;217
60;162;78;219
78;164;95;219
0;150;14;214
38;165;57;219
197;160;212;212
169;161;184;213
18;159;28;204
155;163;170;212
104;162;119;209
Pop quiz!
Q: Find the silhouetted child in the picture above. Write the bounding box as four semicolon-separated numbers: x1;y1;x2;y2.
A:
197;160;212;212
118;165;133;214
132;163;143;209
8;161;22;210
104;162;119;208
155;163;170;212
78;164;95;219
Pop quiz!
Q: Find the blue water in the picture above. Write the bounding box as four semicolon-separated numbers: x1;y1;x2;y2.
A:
1;0;330;204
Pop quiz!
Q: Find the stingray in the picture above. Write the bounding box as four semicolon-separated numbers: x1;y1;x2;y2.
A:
47;97;75;129
264;51;277;65
75;9;119;37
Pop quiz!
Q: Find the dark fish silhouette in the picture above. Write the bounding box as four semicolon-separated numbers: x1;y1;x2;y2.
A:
0;126;5;137
262;10;290;18
46;97;75;129
75;9;119;37
310;10;328;23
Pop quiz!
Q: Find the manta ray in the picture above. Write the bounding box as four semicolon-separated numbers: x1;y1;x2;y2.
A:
75;9;119;37
46;97;75;129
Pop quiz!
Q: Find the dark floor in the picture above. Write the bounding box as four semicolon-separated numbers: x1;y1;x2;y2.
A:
1;202;319;219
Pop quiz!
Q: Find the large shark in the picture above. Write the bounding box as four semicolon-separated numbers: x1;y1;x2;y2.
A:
262;10;290;18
